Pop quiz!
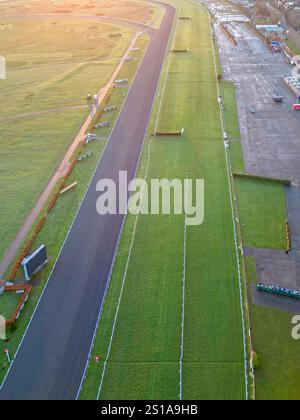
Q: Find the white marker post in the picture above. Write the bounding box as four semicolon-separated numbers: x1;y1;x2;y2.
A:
0;315;6;340
4;349;11;364
0;55;6;80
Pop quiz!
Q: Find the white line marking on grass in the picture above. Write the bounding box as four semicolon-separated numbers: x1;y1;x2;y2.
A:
208;14;249;401
155;11;179;132
96;135;154;401
75;31;151;401
0;30;148;398
96;7;179;400
179;173;188;401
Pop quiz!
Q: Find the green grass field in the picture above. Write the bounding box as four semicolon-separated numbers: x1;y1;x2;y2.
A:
80;0;247;400
0;17;136;262
245;257;300;400
285;39;300;56
0;26;149;379
235;177;287;249
0;0;158;26
220;81;244;173
0;291;20;320
198;0;298;401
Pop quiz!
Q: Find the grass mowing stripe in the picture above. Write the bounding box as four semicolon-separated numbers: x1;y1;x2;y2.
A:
155;9;179;133
79;6;180;401
97;135;155;400
235;177;286;250
81;0;247;399
208;12;249;399
179;174;188;401
97;9;180;398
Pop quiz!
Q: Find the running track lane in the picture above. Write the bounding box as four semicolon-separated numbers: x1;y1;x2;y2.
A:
0;4;175;400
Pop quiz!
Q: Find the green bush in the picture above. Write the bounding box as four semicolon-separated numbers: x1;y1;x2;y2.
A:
9;322;17;333
252;351;261;370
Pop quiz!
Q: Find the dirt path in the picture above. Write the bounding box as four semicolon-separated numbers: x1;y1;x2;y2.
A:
0;29;145;279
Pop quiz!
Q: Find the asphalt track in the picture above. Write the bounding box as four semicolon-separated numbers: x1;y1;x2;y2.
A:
0;4;175;400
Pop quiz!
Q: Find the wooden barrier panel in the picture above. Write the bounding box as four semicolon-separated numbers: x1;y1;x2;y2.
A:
60;181;78;195
35;215;47;235
8;238;34;280
154;128;185;137
58;180;65;192
172;49;189;53
4;285;32;326
233;172;291;186
47;191;60;213
8;213;47;280
220;23;237;46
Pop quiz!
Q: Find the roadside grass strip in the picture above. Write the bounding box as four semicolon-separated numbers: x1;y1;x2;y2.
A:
81;0;247;400
235;177;287;250
220;81;245;173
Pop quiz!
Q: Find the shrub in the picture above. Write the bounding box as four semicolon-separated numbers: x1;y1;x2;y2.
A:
252;351;261;370
9;322;17;332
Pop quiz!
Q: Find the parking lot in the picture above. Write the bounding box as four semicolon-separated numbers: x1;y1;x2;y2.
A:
216;22;300;181
215;22;300;311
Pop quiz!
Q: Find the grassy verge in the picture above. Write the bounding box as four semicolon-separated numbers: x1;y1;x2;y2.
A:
80;0;246;400
285;39;300;56
0;291;20;321
220;81;244;173
245;257;300;400
235;177;287;249
0;32;149;381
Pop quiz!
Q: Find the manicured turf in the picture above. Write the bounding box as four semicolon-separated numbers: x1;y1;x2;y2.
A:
0;32;149;381
0;291;20;321
285;39;300;56
80;0;246;400
0;110;86;260
235;177;287;249
204;0;298;401
252;306;300;400
221;82;240;139
245;257;300;400
220;81;244;173
0;0;157;26
0;18;134;262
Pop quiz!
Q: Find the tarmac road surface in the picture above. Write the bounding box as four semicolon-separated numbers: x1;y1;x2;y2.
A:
215;22;300;182
215;21;300;313
0;4;175;400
